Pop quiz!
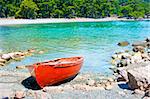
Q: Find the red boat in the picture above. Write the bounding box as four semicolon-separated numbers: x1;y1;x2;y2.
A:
27;56;83;88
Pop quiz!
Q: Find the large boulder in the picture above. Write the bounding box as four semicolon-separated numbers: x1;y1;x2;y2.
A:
132;41;147;47
127;63;150;90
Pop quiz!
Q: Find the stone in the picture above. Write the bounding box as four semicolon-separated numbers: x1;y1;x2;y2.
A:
118;91;126;96
105;85;113;90
127;64;150;90
16;65;26;69
146;42;150;49
133;46;145;52
1;54;12;61
0;58;6;63
145;38;150;42
132;41;147;47
28;49;36;53
14;91;25;99
145;89;150;97
0;62;5;66
117;68;128;82
133;89;145;95
131;52;142;63
142;53;150;60
107;78;114;82
86;79;95;86
38;51;44;54
11;52;25;59
118;41;129;47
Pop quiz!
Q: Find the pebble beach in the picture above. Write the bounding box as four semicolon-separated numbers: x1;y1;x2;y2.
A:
0;19;150;99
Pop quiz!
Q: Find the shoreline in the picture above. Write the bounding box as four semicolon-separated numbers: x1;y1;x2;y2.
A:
0;17;149;26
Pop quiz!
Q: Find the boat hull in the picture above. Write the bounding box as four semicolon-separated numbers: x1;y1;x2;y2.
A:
27;56;83;88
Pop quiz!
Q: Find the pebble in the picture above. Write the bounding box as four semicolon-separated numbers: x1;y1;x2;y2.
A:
133;89;145;95
107;78;114;82
28;49;36;53
0;62;5;66
104;81;113;90
1;54;11;61
16;65;26;69
118;91;126;96
0;58;6;63
145;89;150;97
105;84;113;90
38;51;44;54
86;79;95;86
14;91;25;99
96;84;105;90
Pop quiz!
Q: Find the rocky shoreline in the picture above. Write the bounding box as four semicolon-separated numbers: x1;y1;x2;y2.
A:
111;38;150;98
0;38;150;98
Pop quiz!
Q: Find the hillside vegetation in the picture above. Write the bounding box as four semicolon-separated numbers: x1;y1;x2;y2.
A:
0;0;150;19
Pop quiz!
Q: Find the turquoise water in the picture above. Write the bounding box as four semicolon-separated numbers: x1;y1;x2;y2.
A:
0;21;150;75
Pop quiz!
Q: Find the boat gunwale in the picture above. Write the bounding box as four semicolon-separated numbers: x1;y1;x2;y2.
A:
33;56;84;68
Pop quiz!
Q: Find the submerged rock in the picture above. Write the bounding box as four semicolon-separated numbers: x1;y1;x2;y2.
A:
118;41;129;47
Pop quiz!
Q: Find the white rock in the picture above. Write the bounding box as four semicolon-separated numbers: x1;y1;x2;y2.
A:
1;54;11;60
127;64;150;90
15;91;25;99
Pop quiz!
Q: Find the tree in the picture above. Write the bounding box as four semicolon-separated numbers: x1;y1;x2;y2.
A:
0;0;149;19
15;0;39;19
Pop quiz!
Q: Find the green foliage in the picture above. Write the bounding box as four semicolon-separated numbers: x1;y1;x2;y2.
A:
15;0;39;19
0;0;149;19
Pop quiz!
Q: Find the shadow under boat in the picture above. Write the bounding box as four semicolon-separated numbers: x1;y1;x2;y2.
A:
21;73;78;90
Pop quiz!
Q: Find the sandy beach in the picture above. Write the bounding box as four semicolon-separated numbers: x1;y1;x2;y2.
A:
0;17;136;26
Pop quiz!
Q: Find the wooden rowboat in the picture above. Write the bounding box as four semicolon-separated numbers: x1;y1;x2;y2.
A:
27;56;83;88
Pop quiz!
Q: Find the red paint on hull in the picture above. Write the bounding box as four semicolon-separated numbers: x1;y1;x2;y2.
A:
27;56;83;88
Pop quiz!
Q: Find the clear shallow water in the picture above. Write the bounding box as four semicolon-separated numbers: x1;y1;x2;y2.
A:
0;21;150;75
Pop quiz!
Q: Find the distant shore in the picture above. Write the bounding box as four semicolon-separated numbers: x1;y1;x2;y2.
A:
0;17;149;26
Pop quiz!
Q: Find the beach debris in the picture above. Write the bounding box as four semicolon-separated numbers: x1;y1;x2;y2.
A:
117;41;129;47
